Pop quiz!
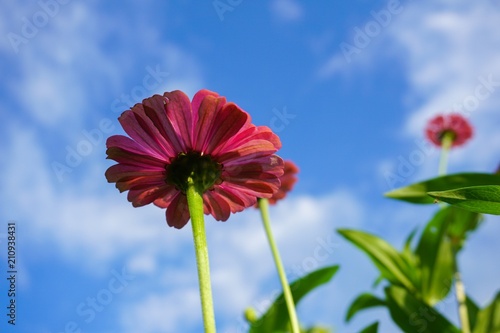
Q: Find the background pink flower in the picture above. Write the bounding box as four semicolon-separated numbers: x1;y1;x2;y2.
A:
425;113;473;148
267;160;299;205
106;89;284;229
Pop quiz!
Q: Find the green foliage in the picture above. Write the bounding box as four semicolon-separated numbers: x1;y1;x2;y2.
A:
345;293;385;322
467;296;480;331
472;292;500;333
337;229;418;292
442;206;482;252
415;207;455;305
358;321;379;333
248;265;339;333
428;185;500;215
384;285;460;333
384;173;500;204
339;205;490;332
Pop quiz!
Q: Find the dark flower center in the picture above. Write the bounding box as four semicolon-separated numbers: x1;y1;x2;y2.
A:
166;152;222;193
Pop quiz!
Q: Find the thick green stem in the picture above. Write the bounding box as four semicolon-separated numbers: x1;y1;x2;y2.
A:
258;198;301;333
438;131;454;176
186;181;216;333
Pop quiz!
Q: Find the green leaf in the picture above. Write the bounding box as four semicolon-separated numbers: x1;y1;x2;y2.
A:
472;291;500;333
403;228;418;257
385;285;460;333
346;293;386;322
444;207;482;252
400;228;420;283
415;207;455;305
338;229;417;292
359;321;379;333
385;173;500;204
428;185;500;215
249;265;339;333
372;275;384;289
467;295;480;331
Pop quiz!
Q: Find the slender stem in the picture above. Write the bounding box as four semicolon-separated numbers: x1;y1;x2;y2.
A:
437;135;470;333
453;256;470;333
258;198;301;333
438;131;454;176
186;181;216;333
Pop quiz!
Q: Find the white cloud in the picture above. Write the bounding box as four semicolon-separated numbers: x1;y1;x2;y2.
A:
120;289;201;333
270;0;304;22
369;0;500;184
3;1;204;138
4;3;121;130
393;4;500;135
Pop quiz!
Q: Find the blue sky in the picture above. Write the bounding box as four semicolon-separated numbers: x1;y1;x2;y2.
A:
1;0;500;332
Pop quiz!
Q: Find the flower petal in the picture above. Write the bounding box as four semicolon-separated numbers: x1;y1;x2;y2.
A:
222;178;279;198
163;90;194;150
153;188;182;208
141;94;184;154
203;191;231;221
119;106;174;160
166;193;190;229
106;149;167;173
192;94;226;152
203;103;249;155
214;185;254;212
219;126;282;153
217;140;281;165
191;89;221;122
128;184;177;207
105;164;165;184
425;113;473;148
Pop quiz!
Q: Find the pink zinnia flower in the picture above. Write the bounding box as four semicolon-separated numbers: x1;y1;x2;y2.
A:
105;89;284;229
267;160;299;205
425;113;473;148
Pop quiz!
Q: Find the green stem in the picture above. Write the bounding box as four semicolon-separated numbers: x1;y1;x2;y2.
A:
438;135;470;333
186;181;216;333
438;131;454;176
258;198;301;333
453;256;470;333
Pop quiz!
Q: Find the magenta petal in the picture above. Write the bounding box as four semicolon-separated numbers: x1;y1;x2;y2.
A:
153;187;181;208
214;185;253;213
106;135;169;166
166;193;190;229
163;91;194;150
117;175;166;193
203;191;231;221
204;103;249;155
106;147;167;171
119;108;173;160
141;95;184;154
128;185;176;207
191;89;221;121
219;126;282;153
105;164;164;182
222;179;278;198
193;94;225;152
217;140;280;165
425;113;473;148
107;135;147;153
